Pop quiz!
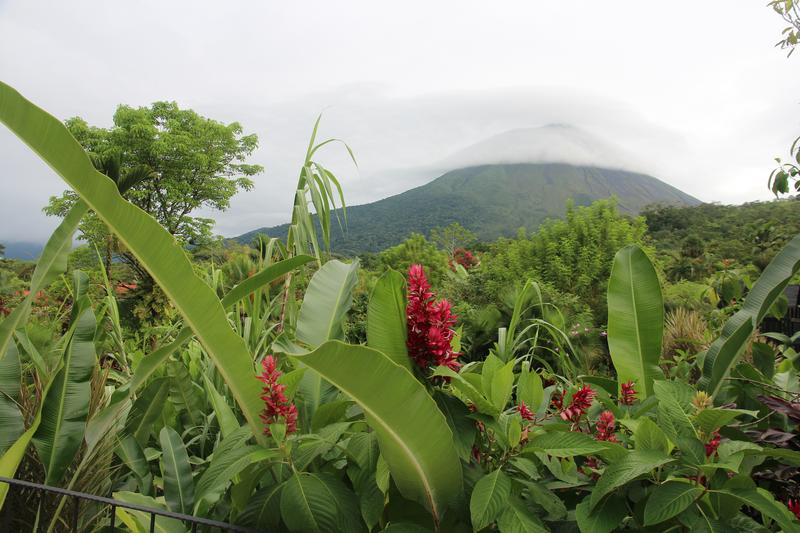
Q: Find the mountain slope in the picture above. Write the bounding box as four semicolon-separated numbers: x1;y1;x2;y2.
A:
237;162;700;254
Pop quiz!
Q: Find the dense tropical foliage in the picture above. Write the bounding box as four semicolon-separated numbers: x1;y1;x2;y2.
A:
3;17;800;528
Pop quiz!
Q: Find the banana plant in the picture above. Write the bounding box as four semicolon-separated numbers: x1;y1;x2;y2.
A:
607;245;664;398
289;259;359;427
700;233;800;399
366;269;412;371
285;340;463;530
0;80;267;441
32;272;97;486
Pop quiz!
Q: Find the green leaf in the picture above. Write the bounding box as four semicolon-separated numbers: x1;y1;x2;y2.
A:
490;358;516;410
654;380;698;443
576;493;628;533
633;417;671;455
296;259;359;347
644;481;703;526
33;304;96;485
694;408;756;436
434;392;476;463
222;254;314;308
127;377;170;446
347;433;385;529
431;366;498;415
368;270;411;371
0;81;266;442
293;259;359;426
167;361;204;427
607;245;664;398
159;426;194;514
481;354;503;397
522;481;566;520
130;329;193;393
236;483;283;530
0;201;86;361
113;491;186;533
470;468;511;531
0;341;24;455
701;234;800;398
117;435;152;495
590;449;673;510
280;472;341;533
131;256;312;393
194;445;275;514
316;472;368;533
496;495;548;533
526;430;610;457
287;340;463;523
516;362;543;412
0;378;50;509
202;375;239;438
713;488;800;533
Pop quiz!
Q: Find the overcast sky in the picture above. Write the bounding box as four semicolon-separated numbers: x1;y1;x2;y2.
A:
1;1;798;243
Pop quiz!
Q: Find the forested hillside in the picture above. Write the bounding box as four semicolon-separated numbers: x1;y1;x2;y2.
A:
238;162;699;253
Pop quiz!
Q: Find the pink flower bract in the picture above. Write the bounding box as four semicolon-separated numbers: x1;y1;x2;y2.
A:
560;385;596;422
406;264;461;371
257;355;298;436
517;401;535;421
595;410;617;442
788;499;800;520
620;380;637;406
705;430;721;457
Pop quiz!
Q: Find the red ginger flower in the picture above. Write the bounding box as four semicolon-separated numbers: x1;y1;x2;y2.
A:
517;401;535;421
705;430;721;457
450;248;478;270
560;385;596;422
788;499;800;520
257;355;298;437
595;410;618;442
406;265;461;371
620;380;637;406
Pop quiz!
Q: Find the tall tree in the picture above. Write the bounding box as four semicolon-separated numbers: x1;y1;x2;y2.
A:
45;102;263;267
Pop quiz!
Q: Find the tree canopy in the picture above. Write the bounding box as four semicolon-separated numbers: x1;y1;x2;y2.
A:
45;101;262;247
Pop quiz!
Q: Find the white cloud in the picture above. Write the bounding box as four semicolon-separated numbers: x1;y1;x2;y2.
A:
1;0;798;242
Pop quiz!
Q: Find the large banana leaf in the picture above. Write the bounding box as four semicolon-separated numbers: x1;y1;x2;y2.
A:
0;200;86;361
0;385;49;508
296;259;359;346
367;270;411;371
32;303;96;485
159;426;195;514
0;81;265;439
0;341;24;455
607;245;664;398
292;259;359;425
287;340;462;525
701;234;800;398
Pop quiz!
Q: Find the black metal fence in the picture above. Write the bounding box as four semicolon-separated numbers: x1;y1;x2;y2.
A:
0;476;265;533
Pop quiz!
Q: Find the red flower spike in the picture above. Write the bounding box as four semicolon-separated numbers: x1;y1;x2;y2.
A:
705;430;721;457
517;401;535;421
788;499;800;520
257;355;298;437
595;410;618;442
560;385;596;422
620;381;637;406
406;264;462;372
